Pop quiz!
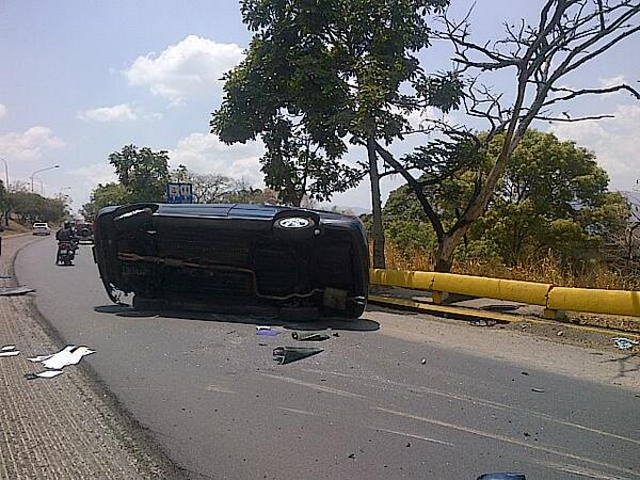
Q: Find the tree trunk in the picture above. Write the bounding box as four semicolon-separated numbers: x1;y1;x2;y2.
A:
434;229;466;273
367;136;385;269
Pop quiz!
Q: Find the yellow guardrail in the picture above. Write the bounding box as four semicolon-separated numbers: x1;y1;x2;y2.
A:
370;268;640;318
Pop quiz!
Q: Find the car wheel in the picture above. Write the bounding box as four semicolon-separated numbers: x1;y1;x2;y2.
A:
273;216;318;242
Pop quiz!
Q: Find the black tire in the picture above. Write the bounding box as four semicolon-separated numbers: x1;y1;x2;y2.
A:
273;216;318;242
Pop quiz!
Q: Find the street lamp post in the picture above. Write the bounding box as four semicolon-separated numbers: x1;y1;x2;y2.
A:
30;164;60;192
0;157;9;188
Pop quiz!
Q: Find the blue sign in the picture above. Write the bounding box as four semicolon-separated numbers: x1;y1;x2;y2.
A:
167;182;193;204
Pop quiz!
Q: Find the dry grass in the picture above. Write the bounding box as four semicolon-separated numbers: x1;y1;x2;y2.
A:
383;243;638;290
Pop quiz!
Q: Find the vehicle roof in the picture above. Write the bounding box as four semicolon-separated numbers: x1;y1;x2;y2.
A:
98;203;358;223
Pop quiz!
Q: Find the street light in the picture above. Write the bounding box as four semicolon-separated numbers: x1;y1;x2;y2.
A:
0;157;9;188
33;178;45;196
30;164;60;192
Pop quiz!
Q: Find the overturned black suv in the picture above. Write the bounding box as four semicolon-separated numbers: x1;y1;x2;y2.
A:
93;203;369;318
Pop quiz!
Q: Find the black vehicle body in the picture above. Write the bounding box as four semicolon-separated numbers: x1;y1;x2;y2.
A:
93;203;369;318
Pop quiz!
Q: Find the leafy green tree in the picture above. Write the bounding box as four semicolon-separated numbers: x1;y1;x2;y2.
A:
385;130;631;267
260;120;361;207
80;183;129;220
109;145;169;203
10;191;67;224
212;0;449;267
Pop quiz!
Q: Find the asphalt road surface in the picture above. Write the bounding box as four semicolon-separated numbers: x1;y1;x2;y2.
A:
17;238;640;480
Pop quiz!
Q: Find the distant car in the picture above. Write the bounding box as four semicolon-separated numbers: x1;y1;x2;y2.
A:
76;223;94;243
32;223;51;236
93;203;369;318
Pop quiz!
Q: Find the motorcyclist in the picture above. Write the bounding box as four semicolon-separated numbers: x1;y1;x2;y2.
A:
56;221;74;242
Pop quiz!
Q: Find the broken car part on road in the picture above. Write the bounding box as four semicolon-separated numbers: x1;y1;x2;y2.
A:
273;346;323;365
291;332;330;341
93;204;368;318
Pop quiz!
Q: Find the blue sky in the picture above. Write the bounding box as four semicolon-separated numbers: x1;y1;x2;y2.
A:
1;0;639;213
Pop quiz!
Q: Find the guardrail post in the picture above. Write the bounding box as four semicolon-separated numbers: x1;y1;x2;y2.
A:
432;290;449;305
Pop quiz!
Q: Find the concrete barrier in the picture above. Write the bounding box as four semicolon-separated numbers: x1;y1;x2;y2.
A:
370;268;640;318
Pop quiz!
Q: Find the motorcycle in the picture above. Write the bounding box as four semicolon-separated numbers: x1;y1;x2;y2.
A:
56;241;75;266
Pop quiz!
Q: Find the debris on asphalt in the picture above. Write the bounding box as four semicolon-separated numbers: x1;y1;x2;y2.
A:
273;346;323;365
521;371;529;376
291;332;330;342
256;326;281;336
332;332;340;337
477;474;526;480
24;370;64;380
531;388;545;393
0;286;35;296
28;345;95;370
471;319;497;327
421;358;427;365
556;331;563;336
612;337;639;350
347;453;355;459
482;304;521;312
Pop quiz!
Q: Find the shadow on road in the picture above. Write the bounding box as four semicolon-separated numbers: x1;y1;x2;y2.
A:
93;304;381;333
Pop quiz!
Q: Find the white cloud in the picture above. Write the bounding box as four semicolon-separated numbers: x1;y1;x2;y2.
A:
69;162;117;186
599;75;627;89
551;104;640;191
0;103;7;119
125;35;244;105
170;132;263;184
78;103;138;122
0;126;65;160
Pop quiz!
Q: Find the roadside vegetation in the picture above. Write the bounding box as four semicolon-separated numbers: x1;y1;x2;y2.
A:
370;130;640;289
0;180;69;228
80;144;285;220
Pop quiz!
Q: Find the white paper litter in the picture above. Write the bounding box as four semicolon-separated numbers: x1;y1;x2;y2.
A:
25;370;64;380
29;345;95;370
0;350;20;357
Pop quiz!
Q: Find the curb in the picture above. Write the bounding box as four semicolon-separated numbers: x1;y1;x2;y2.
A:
369;294;640;340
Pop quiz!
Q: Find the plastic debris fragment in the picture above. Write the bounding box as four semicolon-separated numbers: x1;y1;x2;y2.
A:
612;337;639;350
273;346;323;365
291;332;330;341
256;326;281;336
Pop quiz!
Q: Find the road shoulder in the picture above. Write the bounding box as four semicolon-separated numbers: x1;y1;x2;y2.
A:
0;235;183;479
